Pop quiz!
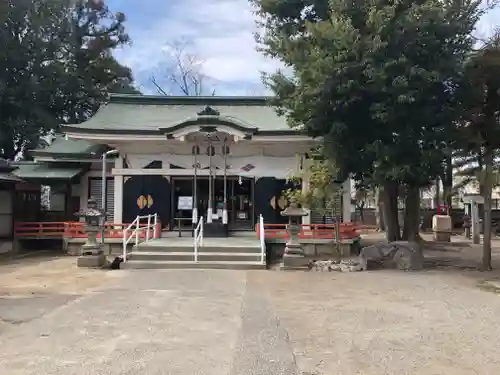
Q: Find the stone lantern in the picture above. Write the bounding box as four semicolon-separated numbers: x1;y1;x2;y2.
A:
280;201;309;269
75;197;106;268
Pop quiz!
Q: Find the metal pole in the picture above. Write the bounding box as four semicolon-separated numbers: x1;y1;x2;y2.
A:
207;141;213;224
101;149;118;245
101;153;106;244
101;154;106;211
222;141;228;225
192;145;199;225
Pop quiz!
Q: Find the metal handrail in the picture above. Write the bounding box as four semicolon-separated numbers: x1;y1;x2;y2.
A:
122;213;158;262
259;214;265;264
193;216;204;263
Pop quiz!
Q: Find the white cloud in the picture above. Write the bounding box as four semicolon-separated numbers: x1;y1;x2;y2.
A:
475;6;500;42
114;0;499;95
114;0;281;95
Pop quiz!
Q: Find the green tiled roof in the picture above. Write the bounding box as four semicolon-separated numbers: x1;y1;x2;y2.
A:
0;173;23;183
61;94;293;134
13;163;83;180
31;137;103;157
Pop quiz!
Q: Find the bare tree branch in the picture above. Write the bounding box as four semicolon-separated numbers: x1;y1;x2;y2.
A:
150;75;169;96
150;40;216;96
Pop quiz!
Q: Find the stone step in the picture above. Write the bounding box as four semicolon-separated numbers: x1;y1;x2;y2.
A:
134;245;262;254
128;251;264;262
122;260;266;270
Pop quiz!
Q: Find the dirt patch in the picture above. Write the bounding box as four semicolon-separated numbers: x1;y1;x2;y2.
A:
0;254;126;333
0;255;123;296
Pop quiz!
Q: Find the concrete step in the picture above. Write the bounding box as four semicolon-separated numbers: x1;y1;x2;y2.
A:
122;260;266;270
128;251;264;262
134;245;262;254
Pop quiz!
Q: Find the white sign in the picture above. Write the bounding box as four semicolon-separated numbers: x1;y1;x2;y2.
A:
178;196;193;210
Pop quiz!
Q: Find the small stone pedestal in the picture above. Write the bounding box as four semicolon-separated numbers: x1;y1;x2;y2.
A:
77;252;106;268
280;203;308;270
76;197;106;268
432;214;452;242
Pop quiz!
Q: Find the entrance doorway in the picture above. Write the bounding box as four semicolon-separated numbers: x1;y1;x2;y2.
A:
171;176;255;231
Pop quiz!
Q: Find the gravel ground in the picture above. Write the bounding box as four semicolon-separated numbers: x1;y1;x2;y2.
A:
252;269;500;375
0;255;123;333
1;245;500;374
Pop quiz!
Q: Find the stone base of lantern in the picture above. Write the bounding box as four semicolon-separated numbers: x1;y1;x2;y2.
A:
432;215;452;242
78;243;105;268
281;246;308;270
77;252;106;268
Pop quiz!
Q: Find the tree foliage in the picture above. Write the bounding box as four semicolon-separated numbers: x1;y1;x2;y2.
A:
455;32;500;269
0;0;138;160
253;0;483;240
284;149;343;220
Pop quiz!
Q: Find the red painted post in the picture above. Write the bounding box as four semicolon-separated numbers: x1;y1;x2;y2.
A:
155;221;161;238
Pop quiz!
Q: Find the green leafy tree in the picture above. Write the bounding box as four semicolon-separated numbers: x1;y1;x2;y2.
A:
285;152;343;220
0;0;137;160
284;148;345;255
56;0;133;123
252;0;482;241
456;32;500;270
0;0;67;159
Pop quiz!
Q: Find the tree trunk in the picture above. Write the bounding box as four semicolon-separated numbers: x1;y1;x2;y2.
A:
402;185;420;241
358;202;365;223
382;180;400;241
482;145;493;271
375;187;385;231
478;150;485;196
434;177;440;211
441;155;453;213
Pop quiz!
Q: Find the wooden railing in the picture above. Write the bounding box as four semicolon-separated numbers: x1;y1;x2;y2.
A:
14;222;66;238
14;221;161;239
257;222;360;240
14;221;364;241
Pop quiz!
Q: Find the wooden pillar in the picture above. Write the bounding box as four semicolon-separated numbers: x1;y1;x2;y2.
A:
79;172;89;222
65;183;72;221
301;157;312;225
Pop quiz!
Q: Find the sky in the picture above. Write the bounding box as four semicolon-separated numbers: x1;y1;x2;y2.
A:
107;0;500;96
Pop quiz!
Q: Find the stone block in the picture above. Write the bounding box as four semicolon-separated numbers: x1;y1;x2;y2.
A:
359;240;423;271
303;241;357;258
77;253;106;268
281;253;308;270
433;231;451;242
432;215;451;242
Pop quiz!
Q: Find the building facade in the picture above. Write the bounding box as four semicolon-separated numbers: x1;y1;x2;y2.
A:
27;94;351;232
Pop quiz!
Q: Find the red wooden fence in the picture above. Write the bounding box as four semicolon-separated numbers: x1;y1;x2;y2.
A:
14;222;160;239
14;221;364;240
257;222;360;240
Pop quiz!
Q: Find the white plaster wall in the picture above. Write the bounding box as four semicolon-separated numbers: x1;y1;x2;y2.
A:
116;139;316;158
125;153;298;179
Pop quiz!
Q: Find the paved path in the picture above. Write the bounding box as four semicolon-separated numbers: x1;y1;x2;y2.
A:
2;266;500;374
0;269;298;375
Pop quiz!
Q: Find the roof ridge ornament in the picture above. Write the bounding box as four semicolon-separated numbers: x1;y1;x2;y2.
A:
197;106;220;116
